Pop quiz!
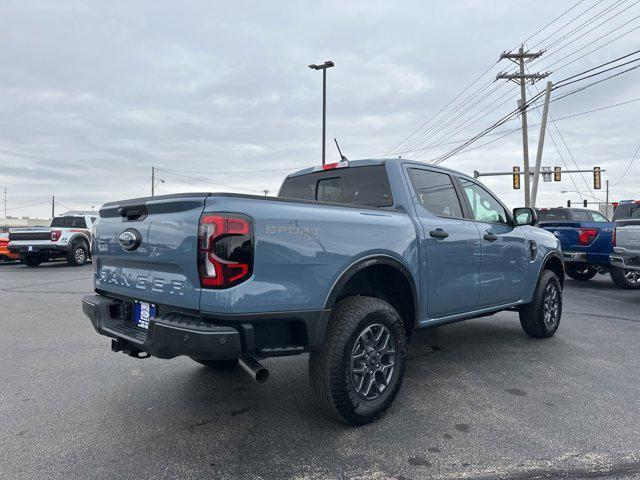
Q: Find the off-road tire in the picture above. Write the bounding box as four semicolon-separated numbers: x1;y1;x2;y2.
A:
309;296;407;425
22;255;42;267
67;242;88;266
192;358;239;369
610;268;640;290
565;263;597;281
519;269;562;338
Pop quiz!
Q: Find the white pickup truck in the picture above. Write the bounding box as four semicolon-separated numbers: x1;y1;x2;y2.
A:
610;200;640;285
8;212;97;267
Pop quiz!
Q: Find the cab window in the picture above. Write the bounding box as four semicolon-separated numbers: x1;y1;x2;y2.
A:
408;169;464;218
590;211;609;222
460;179;509;224
571;211;590;222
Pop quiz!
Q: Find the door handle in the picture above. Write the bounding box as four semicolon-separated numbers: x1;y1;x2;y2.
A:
483;233;498;242
430;229;449;239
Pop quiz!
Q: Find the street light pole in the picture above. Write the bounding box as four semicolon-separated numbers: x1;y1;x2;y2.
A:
308;60;334;165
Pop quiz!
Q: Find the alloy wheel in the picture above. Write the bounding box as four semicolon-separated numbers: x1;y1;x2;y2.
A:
543;283;560;327
350;323;397;401
624;269;640;285
75;248;86;263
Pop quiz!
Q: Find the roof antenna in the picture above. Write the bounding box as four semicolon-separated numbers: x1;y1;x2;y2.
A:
334;138;348;161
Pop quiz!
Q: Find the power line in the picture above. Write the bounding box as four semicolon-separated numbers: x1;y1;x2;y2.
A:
160;169;259;194
157;166;295;174
520;0;588;46
553;63;640;102
4;200;51;212
528;0;608;50
398;96;640;158
554;48;640;85
536;0;632;55
612;143;640;185
544;16;640;73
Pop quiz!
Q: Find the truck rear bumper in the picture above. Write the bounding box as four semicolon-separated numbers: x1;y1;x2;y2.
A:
9;244;70;256
82;294;331;360
562;251;587;262
610;253;640;271
82;294;243;360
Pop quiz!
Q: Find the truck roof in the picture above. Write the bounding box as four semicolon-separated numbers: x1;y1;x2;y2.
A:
287;158;475;181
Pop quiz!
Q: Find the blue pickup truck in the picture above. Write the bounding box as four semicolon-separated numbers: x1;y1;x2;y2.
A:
536;207;639;289
82;159;564;424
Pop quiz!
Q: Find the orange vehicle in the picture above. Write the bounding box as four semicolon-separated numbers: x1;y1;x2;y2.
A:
0;233;19;261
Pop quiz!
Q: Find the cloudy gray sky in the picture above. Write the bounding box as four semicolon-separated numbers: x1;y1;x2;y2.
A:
1;0;638;218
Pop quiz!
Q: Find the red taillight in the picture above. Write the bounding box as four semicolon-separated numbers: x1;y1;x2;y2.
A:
51;230;61;241
612;226;617;247
0;239;7;247
578;228;598;246
198;213;253;288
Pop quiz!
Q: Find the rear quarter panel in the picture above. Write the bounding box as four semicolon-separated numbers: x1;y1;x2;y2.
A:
199;195;418;315
539;220;613;264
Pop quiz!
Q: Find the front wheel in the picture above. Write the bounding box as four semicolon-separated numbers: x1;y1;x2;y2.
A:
309;296;407;425
610;268;640;290
519;270;562;338
565;263;597;281
67;243;88;266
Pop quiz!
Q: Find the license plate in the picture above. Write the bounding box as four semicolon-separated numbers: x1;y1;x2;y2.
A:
28;246;33;252
133;301;155;330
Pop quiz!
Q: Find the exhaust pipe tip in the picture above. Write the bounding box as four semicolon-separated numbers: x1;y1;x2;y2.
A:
239;357;269;383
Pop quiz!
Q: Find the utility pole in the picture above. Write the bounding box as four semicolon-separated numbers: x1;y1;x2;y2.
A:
497;45;549;207
604;180;609;218
51;195;55;218
151;166;155;197
530;81;553;207
308;61;335;165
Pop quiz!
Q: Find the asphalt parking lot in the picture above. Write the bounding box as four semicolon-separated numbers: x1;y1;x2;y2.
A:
1;261;639;480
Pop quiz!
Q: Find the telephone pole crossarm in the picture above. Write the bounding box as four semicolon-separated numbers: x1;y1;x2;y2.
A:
496;72;550;83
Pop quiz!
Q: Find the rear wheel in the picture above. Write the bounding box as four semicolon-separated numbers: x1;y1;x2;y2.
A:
309;296;407;425
565;263;597;281
22;255;42;267
610;268;640;290
192;358;239;369
67;243;88;266
519;269;562;338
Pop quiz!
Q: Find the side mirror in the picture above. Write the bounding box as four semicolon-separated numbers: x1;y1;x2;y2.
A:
513;207;537;226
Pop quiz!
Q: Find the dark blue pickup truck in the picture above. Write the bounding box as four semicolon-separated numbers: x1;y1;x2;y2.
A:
537;207;640;289
82;159;564;424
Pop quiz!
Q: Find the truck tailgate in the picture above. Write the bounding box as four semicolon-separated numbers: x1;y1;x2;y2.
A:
94;193;209;310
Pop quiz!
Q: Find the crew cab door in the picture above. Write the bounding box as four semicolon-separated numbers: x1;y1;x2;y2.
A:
458;177;529;306
406;167;481;318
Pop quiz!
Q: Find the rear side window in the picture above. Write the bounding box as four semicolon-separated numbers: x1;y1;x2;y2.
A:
590;211;609;222
571;211;590;222
50;217;87;228
408;169;463;218
279;165;393;207
613;204;640;220
537;209;570;221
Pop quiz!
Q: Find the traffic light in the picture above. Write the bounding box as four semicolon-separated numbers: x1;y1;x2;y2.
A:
583;199;588;207
513;166;520;190
594;166;601;190
554;166;561;182
567;200;571;207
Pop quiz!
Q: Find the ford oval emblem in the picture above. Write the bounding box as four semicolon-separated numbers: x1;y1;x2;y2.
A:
118;229;141;251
